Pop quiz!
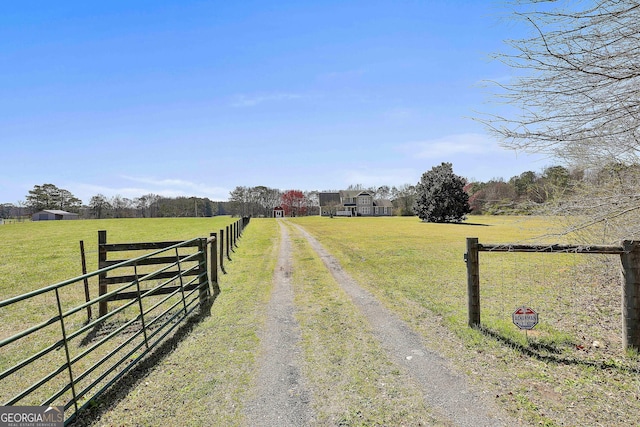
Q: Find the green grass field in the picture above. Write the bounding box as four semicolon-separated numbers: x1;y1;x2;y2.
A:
287;215;613;352
2;216;639;426
0;217;238;414
72;217;279;426
0;217;236;299
287;215;639;426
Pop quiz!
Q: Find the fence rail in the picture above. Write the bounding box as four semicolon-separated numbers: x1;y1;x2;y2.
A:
0;216;249;425
465;237;640;351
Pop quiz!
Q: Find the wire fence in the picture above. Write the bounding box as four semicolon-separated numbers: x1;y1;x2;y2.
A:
465;238;639;359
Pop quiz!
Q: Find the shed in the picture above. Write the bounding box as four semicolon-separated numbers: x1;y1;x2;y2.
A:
32;210;80;221
273;206;285;218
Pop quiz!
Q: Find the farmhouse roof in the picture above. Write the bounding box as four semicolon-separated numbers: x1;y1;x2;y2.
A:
340;190;372;198
319;192;341;205
373;199;393;207
40;210;78;215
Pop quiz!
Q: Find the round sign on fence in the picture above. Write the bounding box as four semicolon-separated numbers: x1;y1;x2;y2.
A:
512;306;538;330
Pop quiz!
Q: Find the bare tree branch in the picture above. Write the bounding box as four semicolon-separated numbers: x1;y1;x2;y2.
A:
478;1;640;241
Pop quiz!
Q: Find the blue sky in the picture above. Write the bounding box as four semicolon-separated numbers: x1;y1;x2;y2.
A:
0;0;549;204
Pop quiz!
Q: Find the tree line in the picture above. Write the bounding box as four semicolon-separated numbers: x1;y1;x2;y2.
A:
465;165;584;215
0;161;630;222
0;182;422;219
0;185;230;219
225;184;420;218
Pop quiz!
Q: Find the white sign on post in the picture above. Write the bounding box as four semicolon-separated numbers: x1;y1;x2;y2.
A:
512;306;538;330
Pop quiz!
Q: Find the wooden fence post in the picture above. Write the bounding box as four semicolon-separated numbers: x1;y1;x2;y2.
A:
219;228;225;272
233;221;236;244
466;237;481;327
198;238;210;310
620;240;640;350
226;225;232;259
209;233;219;295
231;222;236;248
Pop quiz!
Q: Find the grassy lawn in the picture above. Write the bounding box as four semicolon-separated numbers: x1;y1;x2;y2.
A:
288;215;640;426
0;216;239;344
0;217;238;413
2;215;639;426
0;217;237;299
285;222;449;426
80;218;278;426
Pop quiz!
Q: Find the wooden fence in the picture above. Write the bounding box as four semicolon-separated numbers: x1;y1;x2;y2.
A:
0;216;249;425
465;237;640;350
92;216;249;319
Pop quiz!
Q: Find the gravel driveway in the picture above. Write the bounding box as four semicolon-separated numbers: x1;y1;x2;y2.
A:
244;221;520;426
244;222;316;426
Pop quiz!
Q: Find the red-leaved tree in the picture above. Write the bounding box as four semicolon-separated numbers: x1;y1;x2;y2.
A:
281;190;307;217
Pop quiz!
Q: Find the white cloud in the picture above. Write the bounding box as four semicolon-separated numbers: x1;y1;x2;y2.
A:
73;176;230;203
398;133;502;159
231;92;303;107
72;183;151;202
121;176;228;197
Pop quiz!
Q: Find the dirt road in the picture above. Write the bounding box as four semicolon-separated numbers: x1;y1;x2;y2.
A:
244;221;519;426
244;221;315;426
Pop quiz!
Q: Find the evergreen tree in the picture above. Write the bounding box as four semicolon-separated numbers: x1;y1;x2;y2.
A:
413;162;470;223
25;183;82;213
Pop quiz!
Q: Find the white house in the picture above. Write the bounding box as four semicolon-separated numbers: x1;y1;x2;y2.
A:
32;210;79;221
319;190;393;217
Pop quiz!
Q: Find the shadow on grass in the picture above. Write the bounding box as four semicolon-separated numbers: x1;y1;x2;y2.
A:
79;314;180;347
418;220;491;226
79;285;221;347
68;292;219;426
478;325;640;374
